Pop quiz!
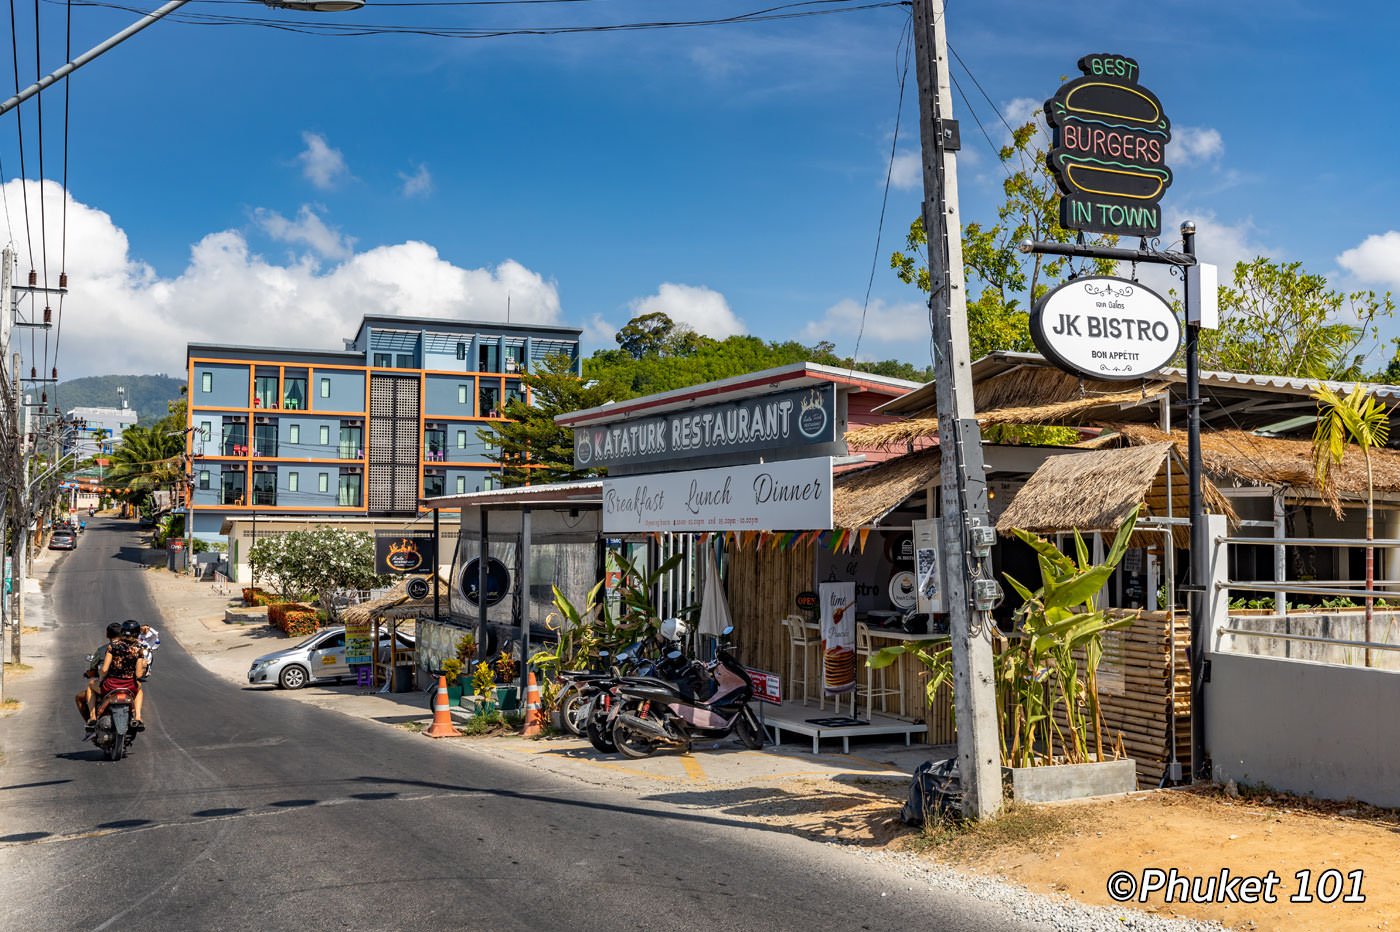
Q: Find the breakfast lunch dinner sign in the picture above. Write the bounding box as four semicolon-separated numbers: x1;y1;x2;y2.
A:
602;456;833;534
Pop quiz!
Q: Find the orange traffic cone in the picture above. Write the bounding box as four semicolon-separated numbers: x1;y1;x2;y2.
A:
522;672;544;736
423;675;462;738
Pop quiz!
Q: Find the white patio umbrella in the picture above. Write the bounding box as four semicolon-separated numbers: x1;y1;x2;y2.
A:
697;544;732;636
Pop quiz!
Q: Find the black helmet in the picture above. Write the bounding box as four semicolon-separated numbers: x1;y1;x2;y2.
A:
106;622;122;638
120;620;142;638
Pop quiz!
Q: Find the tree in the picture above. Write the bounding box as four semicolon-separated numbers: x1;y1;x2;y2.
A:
615;312;679;360
890;120;1118;361
248;528;388;615
481;353;626;487
106;423;184;507
1199;258;1393;380
1312;384;1391;667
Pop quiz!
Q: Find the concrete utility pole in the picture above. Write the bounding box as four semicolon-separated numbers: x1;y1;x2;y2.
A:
911;0;1003;819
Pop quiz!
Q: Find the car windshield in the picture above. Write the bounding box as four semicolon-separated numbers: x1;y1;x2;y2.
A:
295;631;336;650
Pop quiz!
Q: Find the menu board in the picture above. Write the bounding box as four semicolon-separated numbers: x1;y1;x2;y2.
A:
345;618;373;665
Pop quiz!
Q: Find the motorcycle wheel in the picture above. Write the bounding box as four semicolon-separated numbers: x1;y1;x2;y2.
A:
583;695;616;754
107;710;128;761
610;701;659;760
559;687;588;736
735;707;766;750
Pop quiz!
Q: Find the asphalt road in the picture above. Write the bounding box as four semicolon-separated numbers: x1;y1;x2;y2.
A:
0;520;1035;932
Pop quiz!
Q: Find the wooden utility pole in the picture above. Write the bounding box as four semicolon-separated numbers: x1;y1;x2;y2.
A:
911;0;1003;819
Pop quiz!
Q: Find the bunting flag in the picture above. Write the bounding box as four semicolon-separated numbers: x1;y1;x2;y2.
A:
858;527;872;553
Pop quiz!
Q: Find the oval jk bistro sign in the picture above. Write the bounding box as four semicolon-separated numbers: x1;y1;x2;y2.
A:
1031;276;1181;380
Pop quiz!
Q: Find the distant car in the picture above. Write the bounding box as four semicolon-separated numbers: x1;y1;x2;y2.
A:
48;531;77;551
247;626;415;690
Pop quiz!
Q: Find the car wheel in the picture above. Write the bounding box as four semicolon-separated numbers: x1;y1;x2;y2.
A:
279;665;309;690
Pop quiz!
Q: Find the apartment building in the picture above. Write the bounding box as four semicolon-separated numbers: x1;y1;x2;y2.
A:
186;315;581;546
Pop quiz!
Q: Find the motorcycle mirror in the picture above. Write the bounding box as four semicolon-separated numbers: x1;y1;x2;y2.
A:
667;650;682;660
720;625;734;637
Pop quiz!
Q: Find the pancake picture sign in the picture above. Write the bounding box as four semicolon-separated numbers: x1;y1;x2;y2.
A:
1031;275;1181;380
1045;53;1172;237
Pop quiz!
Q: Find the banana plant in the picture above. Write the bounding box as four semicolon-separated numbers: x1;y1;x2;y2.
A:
870;505;1142;767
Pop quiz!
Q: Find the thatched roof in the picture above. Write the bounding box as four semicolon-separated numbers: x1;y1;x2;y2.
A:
832;448;941;529
845;388;1165;449
994;442;1236;546
1091;422;1400;516
340;573;453;625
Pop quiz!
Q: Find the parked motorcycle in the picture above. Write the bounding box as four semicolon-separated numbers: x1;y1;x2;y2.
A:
90;685;138;761
607;626;765;758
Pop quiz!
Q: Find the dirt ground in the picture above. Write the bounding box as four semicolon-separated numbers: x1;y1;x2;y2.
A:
889;785;1400;931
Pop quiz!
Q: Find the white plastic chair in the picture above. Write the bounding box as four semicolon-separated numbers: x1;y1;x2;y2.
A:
855;622;905;721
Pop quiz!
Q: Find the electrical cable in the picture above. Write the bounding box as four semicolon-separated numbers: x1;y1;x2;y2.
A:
948;68;1010;181
947;42;1015;137
9;0;37;380
34;0;52;406
51;0;70;414
848;12;910;375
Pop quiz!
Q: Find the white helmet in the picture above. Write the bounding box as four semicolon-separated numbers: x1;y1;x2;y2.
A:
658;618;689;642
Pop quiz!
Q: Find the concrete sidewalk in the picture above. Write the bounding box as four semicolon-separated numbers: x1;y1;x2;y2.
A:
142;567;948;794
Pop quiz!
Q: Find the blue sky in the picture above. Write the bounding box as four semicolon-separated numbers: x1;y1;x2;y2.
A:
3;0;1399;382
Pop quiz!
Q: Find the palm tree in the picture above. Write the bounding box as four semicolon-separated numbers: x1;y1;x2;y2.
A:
106;424;185;510
1312;384;1392;666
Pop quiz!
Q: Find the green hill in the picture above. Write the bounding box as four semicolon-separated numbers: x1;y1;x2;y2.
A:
55;374;185;425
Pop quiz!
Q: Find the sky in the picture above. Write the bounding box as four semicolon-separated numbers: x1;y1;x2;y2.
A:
3;0;1400;388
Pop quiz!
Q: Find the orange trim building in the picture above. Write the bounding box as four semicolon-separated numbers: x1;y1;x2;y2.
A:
185;315;581;562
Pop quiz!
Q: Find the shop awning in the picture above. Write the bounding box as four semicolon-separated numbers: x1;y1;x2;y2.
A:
340;572;453;625
994;442;1235;545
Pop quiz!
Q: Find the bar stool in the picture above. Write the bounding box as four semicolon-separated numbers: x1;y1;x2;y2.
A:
783;614;821;707
855;623;904;721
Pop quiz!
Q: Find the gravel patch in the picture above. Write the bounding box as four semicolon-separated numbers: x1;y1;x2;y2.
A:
839;846;1228;932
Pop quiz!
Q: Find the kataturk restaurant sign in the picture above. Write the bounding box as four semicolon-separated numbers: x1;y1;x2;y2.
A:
1030;276;1181;380
1045;53;1172;237
574;384;836;472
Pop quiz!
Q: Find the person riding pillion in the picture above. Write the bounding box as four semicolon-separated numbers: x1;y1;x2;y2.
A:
91;621;148;733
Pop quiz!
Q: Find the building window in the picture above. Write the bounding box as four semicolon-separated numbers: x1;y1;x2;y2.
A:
318;472;329;493
396;353;414;369
252;472;277;506
253;423;278;458
456;429;467;449
479;384;500;417
319;425;330;446
455;475;466;494
253;375;278;409
283;377;307;410
479;342;499;373
458;384;469;406
201;372;212;393
199;470;210;490
504;345;523;373
221;470;245;506
373;353;392;368
456;341;466;360
288;472;299;492
289;424;301;445
425;428;446;459
320;377;330;398
200;421;211;442
338;473;362;507
482;476;494;491
339;425;363;459
423;473;445;498
221;422;247;457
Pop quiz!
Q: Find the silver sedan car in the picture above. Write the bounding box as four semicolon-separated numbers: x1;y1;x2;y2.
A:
247;626;414;690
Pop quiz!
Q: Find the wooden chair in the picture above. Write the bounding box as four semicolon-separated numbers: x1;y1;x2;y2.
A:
783;614;821;707
855;623;905;721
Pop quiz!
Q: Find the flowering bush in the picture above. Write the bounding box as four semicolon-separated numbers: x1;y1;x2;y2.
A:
248;528;391;617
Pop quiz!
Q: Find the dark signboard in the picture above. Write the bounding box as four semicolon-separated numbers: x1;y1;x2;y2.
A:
1045;53;1172;237
795;590;820;611
406;577;431;600
375;530;437;576
460;556;510;607
573;384;836;471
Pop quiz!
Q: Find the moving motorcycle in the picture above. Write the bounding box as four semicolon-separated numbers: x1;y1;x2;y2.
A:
90;684;138;761
607;625;765;758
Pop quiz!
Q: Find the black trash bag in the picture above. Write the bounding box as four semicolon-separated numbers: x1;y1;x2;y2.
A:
901;757;963;826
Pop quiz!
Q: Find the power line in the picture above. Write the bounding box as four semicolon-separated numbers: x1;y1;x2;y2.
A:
947;42;1015;137
848;13;910;372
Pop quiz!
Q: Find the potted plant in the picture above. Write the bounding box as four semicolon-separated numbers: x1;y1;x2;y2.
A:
455;633;477;691
472;661;497;715
441;657;465;705
493;655;519;711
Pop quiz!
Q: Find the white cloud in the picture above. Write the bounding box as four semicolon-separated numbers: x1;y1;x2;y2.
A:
251;205;354;260
799;297;929;361
1002;96;1043;129
627;283;746;339
890;149;921;191
399;163;433;198
1168;126;1224;167
1338;231;1400;290
296;131;349;189
1;180;562;380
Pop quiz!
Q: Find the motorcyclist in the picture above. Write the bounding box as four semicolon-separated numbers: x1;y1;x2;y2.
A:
76;622;122;738
88;505;95;517
138;624;160;675
90;620;148;732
